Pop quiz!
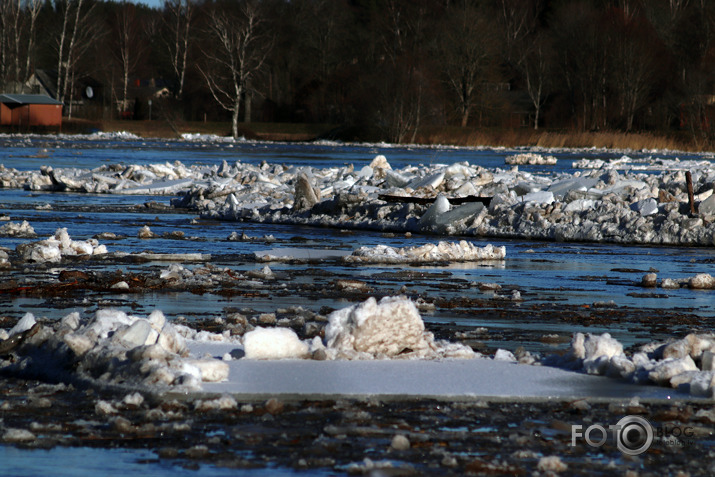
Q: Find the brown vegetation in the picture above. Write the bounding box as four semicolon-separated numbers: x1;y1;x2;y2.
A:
415;127;703;152
65;118;710;153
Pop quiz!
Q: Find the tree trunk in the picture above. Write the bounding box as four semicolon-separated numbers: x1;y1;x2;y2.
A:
56;1;70;102
232;97;241;139
461;108;469;128
244;89;252;123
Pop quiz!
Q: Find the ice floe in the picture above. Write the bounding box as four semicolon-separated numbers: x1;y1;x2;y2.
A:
548;331;715;397
505;153;557;165
0;220;36;238
16;228;107;263
2;151;715;246
344;241;505;264
3;300;713;399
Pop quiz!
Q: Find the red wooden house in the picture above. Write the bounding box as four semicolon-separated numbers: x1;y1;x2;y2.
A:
0;94;63;128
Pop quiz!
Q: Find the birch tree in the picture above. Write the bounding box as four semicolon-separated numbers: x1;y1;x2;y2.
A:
161;0;193;99
112;1;146;115
0;0;41;92
200;0;272;139
55;0;95;105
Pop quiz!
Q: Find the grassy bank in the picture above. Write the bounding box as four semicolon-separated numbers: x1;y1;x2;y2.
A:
59;119;713;153
414;126;710;152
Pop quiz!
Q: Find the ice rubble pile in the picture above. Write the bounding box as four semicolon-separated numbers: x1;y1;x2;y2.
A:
3;152;715;245
0;161;202;194
15;227;107;263
323;296;476;360
0;309;230;391
177;153;715;246
0;220;36;238
344;241;505;264
242;296;477;361
505;153;557;165
0;297;477;394
551;332;715;397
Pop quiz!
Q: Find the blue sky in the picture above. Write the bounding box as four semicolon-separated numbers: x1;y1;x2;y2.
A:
127;0;164;9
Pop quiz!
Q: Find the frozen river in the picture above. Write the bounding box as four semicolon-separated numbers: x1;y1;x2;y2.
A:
2;134;714;350
1;134;715;475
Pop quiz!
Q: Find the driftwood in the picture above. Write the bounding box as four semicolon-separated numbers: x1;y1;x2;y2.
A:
378;194;492;206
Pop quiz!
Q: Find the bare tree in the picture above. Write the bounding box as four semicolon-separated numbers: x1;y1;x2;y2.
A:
112;1;147;116
199;0;272;139
436;0;498;127
520;31;555;130
552;2;609;130
55;0;95;107
21;0;41;89
365;0;435;143
0;0;41;92
161;0;193;99
0;3;6;90
606;11;661;131
498;0;541;63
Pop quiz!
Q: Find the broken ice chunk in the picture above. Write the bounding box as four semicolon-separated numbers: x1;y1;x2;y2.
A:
407;171;445;190
630;198;658;216
385;170;413;188
417;195;450;229
699;195;715;217
243;327;309;359
648;356;698;385
548;177;599;199
431;202;484;233
324;296;475;359
293;172;321;211
520;191;554;205
325;296;427;357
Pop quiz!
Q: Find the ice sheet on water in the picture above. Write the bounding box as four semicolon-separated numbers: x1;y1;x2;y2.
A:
86;131;141;140
180;133;238;142
344;241;505;264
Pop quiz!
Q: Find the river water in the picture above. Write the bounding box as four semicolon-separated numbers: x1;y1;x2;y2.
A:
2;135;714;344
1;134;714;474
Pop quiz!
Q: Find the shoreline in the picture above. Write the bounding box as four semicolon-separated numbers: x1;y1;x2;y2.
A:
44;119;714;153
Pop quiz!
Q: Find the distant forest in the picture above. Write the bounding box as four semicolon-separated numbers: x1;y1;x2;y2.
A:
1;0;714;142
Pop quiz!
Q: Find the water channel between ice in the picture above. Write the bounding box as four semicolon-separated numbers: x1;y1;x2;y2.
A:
2;136;715;352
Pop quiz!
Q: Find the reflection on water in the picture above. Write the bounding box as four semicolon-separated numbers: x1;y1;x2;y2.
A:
0;446;325;477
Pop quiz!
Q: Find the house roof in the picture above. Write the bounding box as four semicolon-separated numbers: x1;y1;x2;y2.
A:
0;94;63;106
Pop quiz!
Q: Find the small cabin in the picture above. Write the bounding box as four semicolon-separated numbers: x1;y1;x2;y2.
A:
0;94;63;128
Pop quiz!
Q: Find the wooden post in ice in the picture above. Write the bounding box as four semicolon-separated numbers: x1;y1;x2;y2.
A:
686;171;696;215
